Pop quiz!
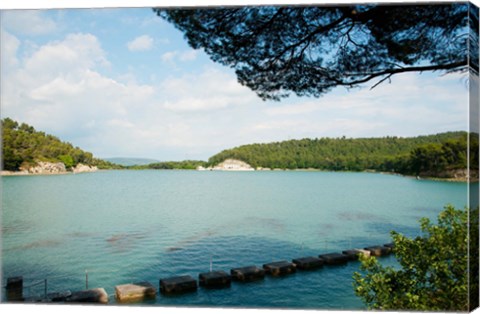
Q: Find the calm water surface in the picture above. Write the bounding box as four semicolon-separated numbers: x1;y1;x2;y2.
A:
1;170;472;309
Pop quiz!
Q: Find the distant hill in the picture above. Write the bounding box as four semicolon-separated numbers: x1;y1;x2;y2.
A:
3;117;477;179
104;157;160;166
2;118;120;171
207;132;478;177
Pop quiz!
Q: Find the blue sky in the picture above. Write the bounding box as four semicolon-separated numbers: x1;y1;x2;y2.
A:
0;1;472;161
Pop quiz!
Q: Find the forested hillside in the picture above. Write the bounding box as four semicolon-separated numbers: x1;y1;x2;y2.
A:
131;160;207;170
3;117;477;179
2;118;119;171
207;132;478;177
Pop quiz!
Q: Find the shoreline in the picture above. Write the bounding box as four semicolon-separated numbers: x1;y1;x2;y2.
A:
1;168;475;182
1;170;101;177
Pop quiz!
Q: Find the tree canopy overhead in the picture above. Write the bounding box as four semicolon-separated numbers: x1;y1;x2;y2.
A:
155;3;478;100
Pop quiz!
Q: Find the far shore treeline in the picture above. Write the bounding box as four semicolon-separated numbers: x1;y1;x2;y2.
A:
2;118;478;179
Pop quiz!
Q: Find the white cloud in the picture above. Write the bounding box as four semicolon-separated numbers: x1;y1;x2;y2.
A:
161;51;177;63
23;33;109;79
265;101;320;116
2;32;154;144
1;10;57;35
261;71;468;138
161;49;199;65
179;50;198;62
0;30;20;71
1;14;469;162
1;30;258;160
160;68;256;112
127;35;153;51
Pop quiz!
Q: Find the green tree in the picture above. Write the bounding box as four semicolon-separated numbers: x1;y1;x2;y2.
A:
1;118;121;171
58;155;75;169
353;205;476;311
155;3;478;101
205;131;471;177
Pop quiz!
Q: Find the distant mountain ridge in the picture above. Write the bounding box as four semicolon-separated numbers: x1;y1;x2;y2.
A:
104;157;160;166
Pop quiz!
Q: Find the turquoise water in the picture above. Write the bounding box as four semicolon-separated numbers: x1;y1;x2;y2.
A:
1;170;471;309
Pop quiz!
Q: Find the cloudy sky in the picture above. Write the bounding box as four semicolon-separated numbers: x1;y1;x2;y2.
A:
0;1;472;161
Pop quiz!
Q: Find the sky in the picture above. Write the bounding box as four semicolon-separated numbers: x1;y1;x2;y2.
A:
0;1;473;161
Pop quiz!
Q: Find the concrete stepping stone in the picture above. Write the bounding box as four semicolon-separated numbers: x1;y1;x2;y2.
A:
292;256;324;270
199;271;231;288
115;282;156;302
318;253;349;265
230;266;265;282
159;275;197;294
364;245;391;257
263;261;296;276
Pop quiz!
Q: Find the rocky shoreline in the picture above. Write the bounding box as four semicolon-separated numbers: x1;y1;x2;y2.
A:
196;158;475;182
2;159;475;182
197;159;255;171
1;162;98;176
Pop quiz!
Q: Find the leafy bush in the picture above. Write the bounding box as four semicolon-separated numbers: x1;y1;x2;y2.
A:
353;205;478;311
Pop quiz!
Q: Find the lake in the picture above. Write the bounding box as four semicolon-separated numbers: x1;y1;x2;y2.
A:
1;170;472;309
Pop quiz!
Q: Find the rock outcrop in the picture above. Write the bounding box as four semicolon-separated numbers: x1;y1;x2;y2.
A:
73;163;98;174
213;159;254;171
1;161;98;176
22;162;67;174
197;159;255;171
418;168;479;181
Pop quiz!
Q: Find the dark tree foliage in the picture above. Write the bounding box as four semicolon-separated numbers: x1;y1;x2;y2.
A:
155;3;477;100
131;160;207;170
409;136;479;176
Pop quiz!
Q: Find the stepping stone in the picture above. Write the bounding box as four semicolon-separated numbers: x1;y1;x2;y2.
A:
199;271;231;288
159;276;197;294
292;256;324;270
230;266;265;282
6;276;23;301
24;296;45;303
67;288;109;304
47;290;72;302
318;253;349;265
342;250;363;261
263;261;296;276
364;245;391;257
115;282;156;302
